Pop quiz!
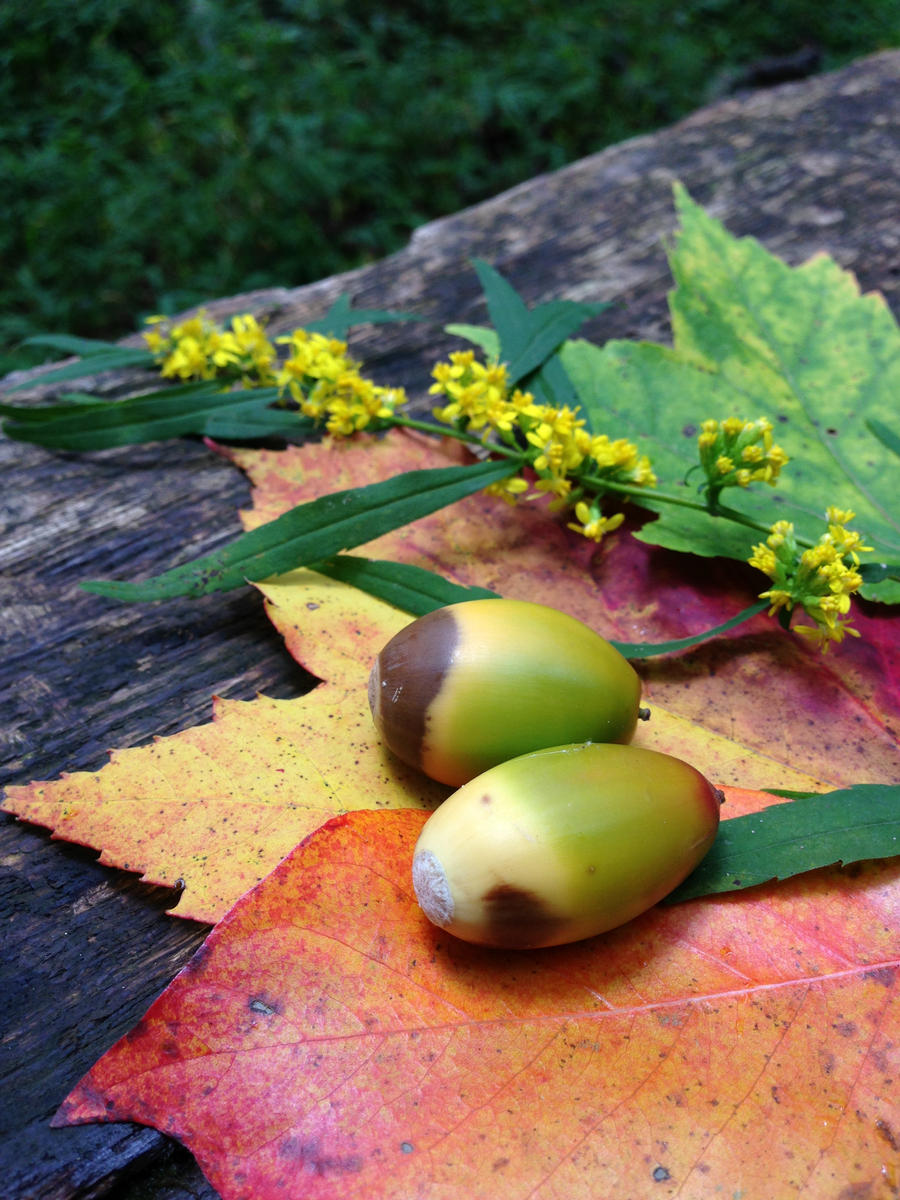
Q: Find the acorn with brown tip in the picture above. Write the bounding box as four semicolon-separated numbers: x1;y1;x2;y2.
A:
411;742;722;949
368;598;643;787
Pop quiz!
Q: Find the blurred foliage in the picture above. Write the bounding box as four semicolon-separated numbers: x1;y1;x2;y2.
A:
2;0;899;373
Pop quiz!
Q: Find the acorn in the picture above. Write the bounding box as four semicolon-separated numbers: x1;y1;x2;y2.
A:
368;598;642;786
411;742;722;949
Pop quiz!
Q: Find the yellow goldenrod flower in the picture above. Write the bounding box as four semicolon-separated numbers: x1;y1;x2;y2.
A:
747;509;871;649
757;586;794;614
567;500;625;544
270;327;405;434
143;310;278;385
533;475;574;506
698;416;788;495
485;476;531;505
747;543;777;576
430;349;655;536
793;618;860;649
722;415;749;439
825;505;855;528
429;351;524;437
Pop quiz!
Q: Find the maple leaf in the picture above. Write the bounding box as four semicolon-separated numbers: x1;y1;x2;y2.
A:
54;805;900;1200
231;430;900;788
4;430;899;921
561;185;900;603
2;584;446;922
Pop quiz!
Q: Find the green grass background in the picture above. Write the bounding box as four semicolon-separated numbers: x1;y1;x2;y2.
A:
3;0;898;373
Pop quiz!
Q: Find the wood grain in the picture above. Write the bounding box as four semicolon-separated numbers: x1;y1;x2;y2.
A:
2;50;898;1200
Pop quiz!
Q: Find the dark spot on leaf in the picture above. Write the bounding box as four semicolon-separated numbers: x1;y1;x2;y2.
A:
837;1184;882;1200
278;1137;364;1176
400;1141;414;1154
249;995;279;1017
682;423;697;437
652;1165;671;1182
833;1020;857;1037
863;965;896;987
875;1119;899;1151
180;941;214;976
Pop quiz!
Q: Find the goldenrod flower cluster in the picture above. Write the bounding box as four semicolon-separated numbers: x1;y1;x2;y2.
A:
144;312;277;385
429;350;655;543
144;313;404;435
276;329;405;436
139;315;877;651
698;417;789;493
748;508;871;649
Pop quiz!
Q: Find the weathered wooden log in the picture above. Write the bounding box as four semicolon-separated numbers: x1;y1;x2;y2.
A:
2;50;898;1199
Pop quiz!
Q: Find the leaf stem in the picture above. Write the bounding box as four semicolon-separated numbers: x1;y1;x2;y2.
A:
394;414;811;545
575;472;713;514
390;414;523;460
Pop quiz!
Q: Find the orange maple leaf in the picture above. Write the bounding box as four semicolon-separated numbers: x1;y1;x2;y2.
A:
54;806;900;1200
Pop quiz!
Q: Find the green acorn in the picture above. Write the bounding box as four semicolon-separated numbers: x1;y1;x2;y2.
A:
368;598;642;786
411;742;722;948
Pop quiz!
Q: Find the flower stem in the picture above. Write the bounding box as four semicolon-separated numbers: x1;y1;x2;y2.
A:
391;414;526;461
577;474;713;514
392;412;818;549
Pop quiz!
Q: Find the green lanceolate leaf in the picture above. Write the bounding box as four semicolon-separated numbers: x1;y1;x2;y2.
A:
7;345;155;390
444;324;501;359
471;258;604;387
304;294;421;340
667;783;900;903
0;383;298;449
562;183;900;603
23;333;131;356
310;556;500;615
82;457;520;602
306;553;767;654
445;312;580;411
202;406;314;441
526;351;580;411
611;600;769;658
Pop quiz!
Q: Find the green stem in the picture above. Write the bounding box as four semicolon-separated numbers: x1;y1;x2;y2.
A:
391;411;817;550
393;416;734;513
710;498;815;549
576;473;713;514
574;471;818;548
391;414;526;461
